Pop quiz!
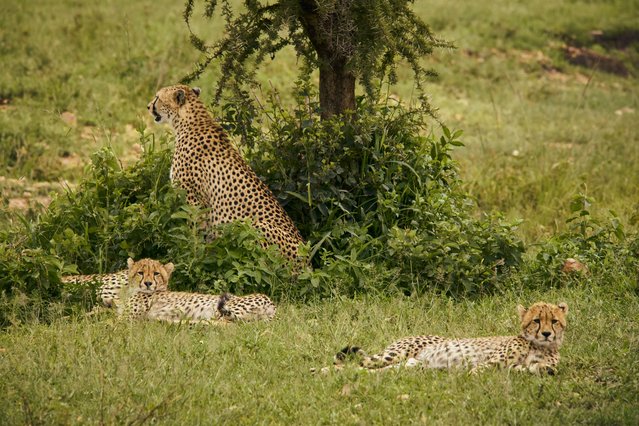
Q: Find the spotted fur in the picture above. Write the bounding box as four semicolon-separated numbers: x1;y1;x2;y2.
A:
335;302;568;374
147;85;304;261
217;292;277;322
61;270;128;308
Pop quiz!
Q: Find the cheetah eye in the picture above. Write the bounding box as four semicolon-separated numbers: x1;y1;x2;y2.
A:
551;319;558;324
153;272;160;276
137;271;144;276
533;318;540;324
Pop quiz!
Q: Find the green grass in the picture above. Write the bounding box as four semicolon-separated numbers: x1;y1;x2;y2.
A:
1;0;637;239
1;0;639;423
1;0;637;241
1;283;638;424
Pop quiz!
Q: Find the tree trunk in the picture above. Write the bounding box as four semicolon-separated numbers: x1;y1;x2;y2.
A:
318;57;356;120
298;0;356;119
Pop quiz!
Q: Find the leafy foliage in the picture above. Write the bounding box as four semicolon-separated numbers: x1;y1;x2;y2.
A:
526;191;638;286
0;84;528;326
0;130;294;325
2;87;638;328
225;84;525;294
183;0;450;109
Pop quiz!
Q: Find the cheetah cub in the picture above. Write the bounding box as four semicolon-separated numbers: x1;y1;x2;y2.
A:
333;302;568;374
119;258;276;324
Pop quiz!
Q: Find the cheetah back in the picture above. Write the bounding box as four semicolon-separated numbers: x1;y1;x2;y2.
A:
61;270;128;308
217;293;276;322
148;85;304;261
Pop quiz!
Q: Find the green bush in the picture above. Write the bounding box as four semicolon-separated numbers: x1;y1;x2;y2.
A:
0;84;530;326
0;130;294;326
225;83;525;294
525;192;638;287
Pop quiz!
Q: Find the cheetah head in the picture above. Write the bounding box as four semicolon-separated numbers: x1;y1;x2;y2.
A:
126;257;175;294
518;302;568;348
147;85;201;125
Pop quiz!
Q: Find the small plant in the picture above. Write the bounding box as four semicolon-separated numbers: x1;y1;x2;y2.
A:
527;189;637;286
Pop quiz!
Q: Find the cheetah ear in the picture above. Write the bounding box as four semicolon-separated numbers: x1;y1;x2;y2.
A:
192;87;201;97
127;257;135;269
517;304;527;321
164;262;175;276
557;302;568;314
175;89;186;106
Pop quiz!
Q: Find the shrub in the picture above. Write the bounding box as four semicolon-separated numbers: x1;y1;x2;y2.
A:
0;130;294;325
0;84;529;326
525;192;639;286
224;83;525;294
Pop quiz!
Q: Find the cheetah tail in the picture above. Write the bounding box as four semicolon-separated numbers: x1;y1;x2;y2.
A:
334;346;367;365
217;293;232;317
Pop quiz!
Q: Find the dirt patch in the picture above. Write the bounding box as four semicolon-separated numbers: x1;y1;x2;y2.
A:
80;126;100;141
590;28;639;50
60;111;78;126
558;27;638;76
1;176;75;212
0;96;13;111
562;45;629;76
59;152;84;169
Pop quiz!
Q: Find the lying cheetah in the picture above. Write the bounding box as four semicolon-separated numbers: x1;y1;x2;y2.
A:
331;302;568;374
119;258;276;323
147;85;304;261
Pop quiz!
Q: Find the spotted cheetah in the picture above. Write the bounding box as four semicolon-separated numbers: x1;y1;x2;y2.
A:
147;84;304;261
119;258;276;323
61;270;128;308
332;302;568;374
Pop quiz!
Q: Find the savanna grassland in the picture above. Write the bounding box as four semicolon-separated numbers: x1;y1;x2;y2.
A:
1;0;638;424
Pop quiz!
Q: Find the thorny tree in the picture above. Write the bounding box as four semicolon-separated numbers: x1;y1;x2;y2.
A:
184;0;450;119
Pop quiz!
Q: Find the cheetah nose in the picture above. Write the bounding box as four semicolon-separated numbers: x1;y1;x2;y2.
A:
542;331;551;338
144;281;153;289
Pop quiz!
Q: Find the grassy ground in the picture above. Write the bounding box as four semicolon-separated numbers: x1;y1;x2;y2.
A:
1;282;638;424
1;0;637;240
1;0;639;423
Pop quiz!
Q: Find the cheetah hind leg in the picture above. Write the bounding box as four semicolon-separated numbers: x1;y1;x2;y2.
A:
85;306;114;317
336;345;408;370
334;346;368;365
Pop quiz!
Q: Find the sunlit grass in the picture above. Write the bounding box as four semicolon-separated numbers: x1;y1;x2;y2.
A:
1;282;638;424
1;1;638;422
1;0;637;240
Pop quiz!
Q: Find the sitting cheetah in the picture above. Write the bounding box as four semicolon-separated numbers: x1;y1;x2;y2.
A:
148;84;304;261
61;270;128;308
332;302;568;374
119;258;276;323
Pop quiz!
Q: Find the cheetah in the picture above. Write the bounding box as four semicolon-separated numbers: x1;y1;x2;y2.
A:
331;302;568;374
147;84;304;261
119;258;276;323
61;269;128;308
